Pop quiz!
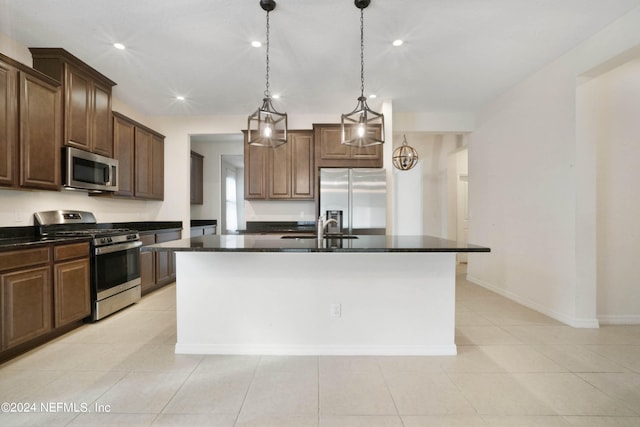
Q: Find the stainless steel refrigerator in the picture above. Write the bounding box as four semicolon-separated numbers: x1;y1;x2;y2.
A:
319;168;387;235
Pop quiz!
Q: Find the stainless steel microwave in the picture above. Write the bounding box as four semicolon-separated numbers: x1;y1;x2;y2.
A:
63;146;118;192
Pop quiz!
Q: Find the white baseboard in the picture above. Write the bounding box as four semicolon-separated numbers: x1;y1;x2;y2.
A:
598;315;640;325
466;275;600;328
175;344;458;356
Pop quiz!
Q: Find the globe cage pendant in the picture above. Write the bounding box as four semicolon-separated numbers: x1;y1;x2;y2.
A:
393;134;419;171
247;0;288;147
341;0;385;148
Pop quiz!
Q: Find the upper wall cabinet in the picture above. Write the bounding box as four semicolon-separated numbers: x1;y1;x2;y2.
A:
110;112;165;201
190;150;204;205
0;52;62;191
30;48;116;158
244;130;314;200
314;124;382;168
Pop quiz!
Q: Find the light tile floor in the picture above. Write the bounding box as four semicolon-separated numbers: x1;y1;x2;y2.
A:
1;266;639;426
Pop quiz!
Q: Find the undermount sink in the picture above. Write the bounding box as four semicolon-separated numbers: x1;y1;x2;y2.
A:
280;234;358;239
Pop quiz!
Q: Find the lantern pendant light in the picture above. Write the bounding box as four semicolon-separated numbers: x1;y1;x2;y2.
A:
247;0;288;147
341;0;385;147
393;134;419;171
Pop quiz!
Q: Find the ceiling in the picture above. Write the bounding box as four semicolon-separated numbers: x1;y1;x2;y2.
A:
2;0;640;117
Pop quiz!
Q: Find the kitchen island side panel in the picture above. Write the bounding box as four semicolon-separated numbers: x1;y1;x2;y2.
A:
175;252;456;355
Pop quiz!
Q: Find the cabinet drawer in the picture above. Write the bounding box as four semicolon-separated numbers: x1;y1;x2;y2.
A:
0;247;50;272
54;242;90;262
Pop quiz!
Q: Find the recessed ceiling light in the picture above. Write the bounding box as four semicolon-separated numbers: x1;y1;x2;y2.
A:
176;96;185;101
272;94;280;99
251;41;262;48
113;42;126;50
369;94;377;99
392;39;404;47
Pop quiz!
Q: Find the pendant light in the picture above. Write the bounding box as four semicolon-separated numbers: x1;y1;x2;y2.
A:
393;135;419;171
247;0;288;147
341;0;385;147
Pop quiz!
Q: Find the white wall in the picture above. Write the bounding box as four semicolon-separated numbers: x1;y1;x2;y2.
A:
467;7;640;327
581;59;640;324
190;135;244;227
392;133;463;238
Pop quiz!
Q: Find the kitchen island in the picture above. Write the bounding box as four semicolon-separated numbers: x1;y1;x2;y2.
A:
144;234;490;356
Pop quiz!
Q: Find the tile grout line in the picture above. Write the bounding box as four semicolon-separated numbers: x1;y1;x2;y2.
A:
232;354;262;427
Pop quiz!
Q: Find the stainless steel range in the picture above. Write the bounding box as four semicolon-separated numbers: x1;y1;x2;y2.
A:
35;210;142;321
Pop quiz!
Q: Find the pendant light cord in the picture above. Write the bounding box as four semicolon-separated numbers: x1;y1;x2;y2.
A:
264;10;271;98
360;7;365;98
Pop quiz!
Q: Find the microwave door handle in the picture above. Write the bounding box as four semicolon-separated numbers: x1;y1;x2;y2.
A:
104;166;110;184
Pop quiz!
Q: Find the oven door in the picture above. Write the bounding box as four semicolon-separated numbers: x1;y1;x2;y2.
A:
94;241;142;301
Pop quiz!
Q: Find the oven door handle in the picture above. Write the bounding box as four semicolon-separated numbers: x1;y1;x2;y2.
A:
95;240;142;255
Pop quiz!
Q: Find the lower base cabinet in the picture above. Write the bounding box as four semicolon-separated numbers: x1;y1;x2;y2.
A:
53;258;90;327
140;229;182;295
1;266;52;349
0;241;90;359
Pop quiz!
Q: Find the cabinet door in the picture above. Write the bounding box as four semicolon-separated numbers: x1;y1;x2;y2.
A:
0;60;17;187
350;127;383;160
65;65;91;150
290;131;314;199
53;258;90;327
113;114;135;197
155;231;181;286
190;151;204;205
134;127;153;198
244;142;267;199
317;126;349;160
92;81;113;157
151;134;164;200
1;266;52;350
19;72;61;191
268;142;291;199
139;234;155;295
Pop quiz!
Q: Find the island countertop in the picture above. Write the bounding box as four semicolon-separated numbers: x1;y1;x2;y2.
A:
142;234;490;253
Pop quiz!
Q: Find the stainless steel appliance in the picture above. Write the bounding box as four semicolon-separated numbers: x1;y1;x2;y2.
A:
325;210;343;235
35;210;141;321
319;168;387;235
63;146;118;192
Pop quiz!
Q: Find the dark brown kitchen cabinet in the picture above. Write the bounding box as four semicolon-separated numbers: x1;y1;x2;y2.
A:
0;58;17;187
0;247;52;351
139;229;181;296
113;113;135;197
139;234;156;295
53;242;90;328
244;130;314;200
30;48;116;157
244;138;268;199
155;230;181;286
314;124;383;168
191;150;204;205
0;52;62;192
1;266;52;350
134;126;153;198
107;112;165;201
19;72;62;190
151;134;164;200
0;242;90;362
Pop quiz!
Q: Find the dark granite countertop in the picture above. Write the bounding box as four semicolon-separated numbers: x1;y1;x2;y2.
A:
142;234;491;253
0;235;92;252
0;221;182;251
